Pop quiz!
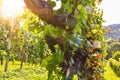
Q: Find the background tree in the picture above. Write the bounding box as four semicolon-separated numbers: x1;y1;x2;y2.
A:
106;42;120;59
19;10;48;66
110;51;120;77
0;23;8;65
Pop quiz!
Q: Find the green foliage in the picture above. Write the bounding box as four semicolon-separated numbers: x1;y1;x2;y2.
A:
106;42;120;59
15;10;49;65
0;23;8;50
112;51;120;61
110;58;120;77
47;0;56;8
76;5;88;22
69;34;83;50
20;10;43;34
109;51;120;77
0;50;7;57
44;24;64;37
41;45;64;80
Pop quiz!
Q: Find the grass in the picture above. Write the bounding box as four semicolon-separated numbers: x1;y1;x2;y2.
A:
0;61;48;80
103;63;120;80
0;60;120;80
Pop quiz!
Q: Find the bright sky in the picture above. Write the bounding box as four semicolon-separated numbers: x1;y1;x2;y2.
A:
1;0;24;18
53;0;61;10
100;0;120;26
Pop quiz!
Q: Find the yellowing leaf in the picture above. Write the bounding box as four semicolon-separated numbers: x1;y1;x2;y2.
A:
92;29;98;34
48;49;52;53
66;26;69;29
86;32;91;38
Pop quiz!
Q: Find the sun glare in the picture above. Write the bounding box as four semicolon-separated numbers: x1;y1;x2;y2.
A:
1;0;25;18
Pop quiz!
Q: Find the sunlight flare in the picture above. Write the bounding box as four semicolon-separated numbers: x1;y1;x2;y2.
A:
1;0;25;18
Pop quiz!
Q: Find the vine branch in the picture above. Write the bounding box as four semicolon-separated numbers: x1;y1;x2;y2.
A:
24;0;76;31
